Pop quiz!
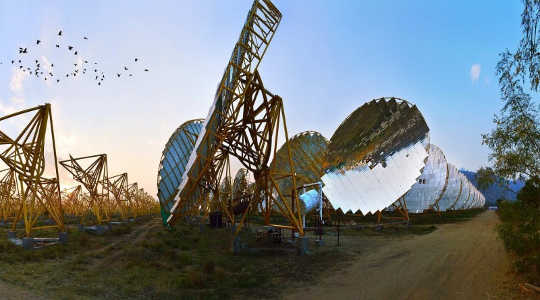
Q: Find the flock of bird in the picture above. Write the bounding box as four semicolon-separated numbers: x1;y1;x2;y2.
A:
0;30;149;86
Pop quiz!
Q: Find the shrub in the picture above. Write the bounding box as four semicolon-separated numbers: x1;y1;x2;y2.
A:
496;177;540;284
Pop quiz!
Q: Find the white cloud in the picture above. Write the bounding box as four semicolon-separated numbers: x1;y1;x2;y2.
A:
0;101;17;115
9;68;29;93
10;97;24;105
470;64;481;82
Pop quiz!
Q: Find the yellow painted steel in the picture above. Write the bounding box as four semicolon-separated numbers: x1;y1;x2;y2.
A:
0;104;65;237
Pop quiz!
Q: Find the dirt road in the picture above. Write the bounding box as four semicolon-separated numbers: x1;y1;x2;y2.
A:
286;211;526;300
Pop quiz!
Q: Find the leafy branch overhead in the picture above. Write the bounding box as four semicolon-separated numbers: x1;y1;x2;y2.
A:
482;0;540;179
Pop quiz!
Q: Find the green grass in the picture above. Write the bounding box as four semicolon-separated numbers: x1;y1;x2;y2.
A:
0;208;486;299
0;219;349;299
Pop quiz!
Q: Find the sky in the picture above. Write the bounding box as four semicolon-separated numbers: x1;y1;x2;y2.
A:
0;0;524;197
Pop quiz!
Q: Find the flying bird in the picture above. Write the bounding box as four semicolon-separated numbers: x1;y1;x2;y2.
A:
56;44;60;48
144;69;149;72
134;58;138;62
83;36;88;40
124;66;128;71
117;73;121;77
58;30;62;36
68;46;73;51
74;51;78;55
36;40;41;45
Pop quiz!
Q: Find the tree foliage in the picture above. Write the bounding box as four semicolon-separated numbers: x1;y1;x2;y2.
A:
482;0;540;179
517;175;540;208
475;167;497;191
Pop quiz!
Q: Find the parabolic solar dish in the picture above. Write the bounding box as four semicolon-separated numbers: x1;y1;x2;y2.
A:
422;161;486;211
403;144;447;213
270;131;328;213
157;119;204;224
321;97;430;215
436;163;461;211
455;173;472;210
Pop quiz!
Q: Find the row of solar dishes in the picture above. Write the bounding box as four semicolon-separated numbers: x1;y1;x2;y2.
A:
403;144;485;213
157;97;486;222
271;97;485;215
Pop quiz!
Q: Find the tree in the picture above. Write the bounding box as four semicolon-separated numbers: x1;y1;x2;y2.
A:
475;167;497;191
482;0;540;180
517;176;540;208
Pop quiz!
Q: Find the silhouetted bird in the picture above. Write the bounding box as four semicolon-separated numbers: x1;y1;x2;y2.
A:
74;51;78;55
18;60;21;63
98;82;101;86
129;74;133;77
36;40;41;45
57;79;60;83
11;60;14;64
56;44;60;48
84;36;88;40
84;60;88;64
58;30;62;36
51;64;54;67
117;73;121;77
144;69;149;71
134;58;138;62
68;46;73;51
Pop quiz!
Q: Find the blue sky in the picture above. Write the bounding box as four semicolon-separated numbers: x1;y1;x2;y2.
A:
0;1;524;196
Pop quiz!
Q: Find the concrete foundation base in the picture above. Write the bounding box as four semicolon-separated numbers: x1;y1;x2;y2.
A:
59;232;68;243
22;237;33;250
233;236;241;254
82;225;110;235
296;237;309;255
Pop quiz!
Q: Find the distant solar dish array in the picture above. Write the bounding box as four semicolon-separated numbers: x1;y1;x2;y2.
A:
266;97;485;216
404;144;485;213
